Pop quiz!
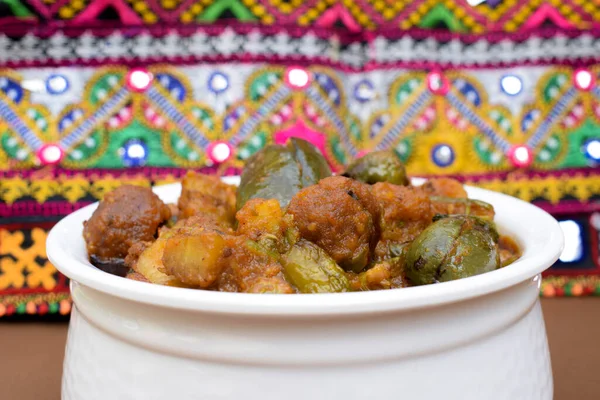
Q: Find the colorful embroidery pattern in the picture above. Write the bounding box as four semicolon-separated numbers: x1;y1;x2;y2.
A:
541;276;600;297
0;222;69;317
1;65;599;184
0;223;71;315
0;292;71;317
2;0;600;33
0;228;54;290
0;223;68;291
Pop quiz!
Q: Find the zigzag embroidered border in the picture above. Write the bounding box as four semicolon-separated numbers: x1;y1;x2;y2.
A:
3;0;600;33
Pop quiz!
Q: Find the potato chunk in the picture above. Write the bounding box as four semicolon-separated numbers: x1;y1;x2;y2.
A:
162;232;226;288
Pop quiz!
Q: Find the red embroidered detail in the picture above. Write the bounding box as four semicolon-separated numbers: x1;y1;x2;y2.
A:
72;0;143;25
316;4;361;32
523;4;577;31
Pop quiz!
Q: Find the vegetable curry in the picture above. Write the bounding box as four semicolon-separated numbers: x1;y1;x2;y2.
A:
83;139;521;293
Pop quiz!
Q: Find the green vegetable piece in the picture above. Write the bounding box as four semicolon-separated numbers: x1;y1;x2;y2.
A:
405;216;500;285
237;144;299;210
281;240;350;293
237;138;331;210
245;238;280;261
291;138;332;187
343;151;409;186
344;245;370;274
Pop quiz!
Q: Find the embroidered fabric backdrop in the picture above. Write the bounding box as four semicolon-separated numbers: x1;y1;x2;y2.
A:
1;0;600;317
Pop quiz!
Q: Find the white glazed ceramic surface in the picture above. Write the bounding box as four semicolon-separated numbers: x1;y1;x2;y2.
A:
48;178;564;400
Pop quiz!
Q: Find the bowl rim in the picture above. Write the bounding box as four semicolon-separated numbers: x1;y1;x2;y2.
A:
47;178;564;317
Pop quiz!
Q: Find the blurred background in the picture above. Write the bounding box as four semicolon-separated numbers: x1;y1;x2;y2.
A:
0;0;598;399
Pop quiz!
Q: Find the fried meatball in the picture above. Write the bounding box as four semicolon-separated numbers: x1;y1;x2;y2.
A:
420;177;467;198
178;172;236;226
287;176;380;272
83;185;171;263
318;176;382;233
372;182;434;259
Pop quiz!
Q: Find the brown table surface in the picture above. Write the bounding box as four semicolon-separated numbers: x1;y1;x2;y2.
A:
0;298;598;400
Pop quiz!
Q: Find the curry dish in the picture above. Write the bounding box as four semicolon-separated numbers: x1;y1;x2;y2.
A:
83;139;521;293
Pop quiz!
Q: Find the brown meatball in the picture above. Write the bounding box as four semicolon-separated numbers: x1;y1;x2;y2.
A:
177;172;236;226
83;185;171;263
287;176;380;272
318;176;382;233
420;177;467;198
372;183;434;259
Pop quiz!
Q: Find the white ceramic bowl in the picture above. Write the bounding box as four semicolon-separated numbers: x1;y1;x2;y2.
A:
48;178;563;400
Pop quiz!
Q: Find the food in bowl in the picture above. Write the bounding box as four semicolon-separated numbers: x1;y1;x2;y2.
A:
82;139;520;293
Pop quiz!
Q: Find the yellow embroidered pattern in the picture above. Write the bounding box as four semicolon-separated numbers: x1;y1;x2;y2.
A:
0;228;56;291
473;172;600;204
0;172;596;205
0;174;177;205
